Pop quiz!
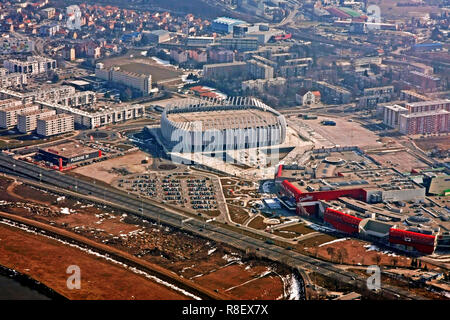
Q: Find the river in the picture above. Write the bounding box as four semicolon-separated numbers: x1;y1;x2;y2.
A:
0;273;51;300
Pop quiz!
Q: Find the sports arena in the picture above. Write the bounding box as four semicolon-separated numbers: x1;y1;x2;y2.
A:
160;97;287;152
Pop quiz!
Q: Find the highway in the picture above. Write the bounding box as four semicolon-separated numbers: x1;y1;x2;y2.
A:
0;153;426;300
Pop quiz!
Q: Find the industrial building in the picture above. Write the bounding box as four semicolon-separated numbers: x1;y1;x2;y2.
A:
142;30;171;44
160;97;286;152
36;114;74;137
38;141;101;167
211;17;245;33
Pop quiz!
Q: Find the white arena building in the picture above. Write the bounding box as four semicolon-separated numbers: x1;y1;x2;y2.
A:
160;97;287;152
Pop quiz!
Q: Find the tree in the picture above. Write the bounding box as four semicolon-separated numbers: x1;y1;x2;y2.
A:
372;255;382;265
391;257;398;267
326;247;336;262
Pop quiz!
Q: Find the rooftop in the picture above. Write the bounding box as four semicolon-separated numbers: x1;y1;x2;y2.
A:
40;141;98;159
167;108;279;131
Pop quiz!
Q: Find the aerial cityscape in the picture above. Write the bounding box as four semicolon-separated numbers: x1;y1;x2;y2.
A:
0;0;449;305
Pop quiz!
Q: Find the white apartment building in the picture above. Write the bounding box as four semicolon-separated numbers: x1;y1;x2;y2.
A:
57;91;96;107
0;104;39;128
0;98;23;109
37;114;74;137
0;71;27;88
3;56;57;75
0;89;145;130
17;108;56;133
95;66;152;95
24;85;76;102
382;105;409;128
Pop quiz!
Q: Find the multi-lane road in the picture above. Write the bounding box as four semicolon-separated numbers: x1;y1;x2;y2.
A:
0;153;426;300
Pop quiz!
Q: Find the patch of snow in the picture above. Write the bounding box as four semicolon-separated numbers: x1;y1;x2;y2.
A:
222;254;241;263
283;274;302;300
318;237;349;247
60;208;70;215
364;244;398;257
0;219;201;300
208;248;217;255
309;223;336;233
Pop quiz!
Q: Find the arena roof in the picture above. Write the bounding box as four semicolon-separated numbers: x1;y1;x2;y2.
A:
167;108;280;131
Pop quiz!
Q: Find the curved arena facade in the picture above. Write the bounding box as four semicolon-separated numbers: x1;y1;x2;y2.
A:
161;97;287;152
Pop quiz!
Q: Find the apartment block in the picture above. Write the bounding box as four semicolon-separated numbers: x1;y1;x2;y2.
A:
383;105;408;128
217;37;259;51
399;110;449;135
17;108;56;133
0;72;27;88
405;100;450;114
313;81;352;104
400;90;430;103
57;91;96;107
202;62;247;80
247;59;274;79
0;98;23;110
3;56;57;75
37;114;74;137
0;104;39;128
95;66;152;95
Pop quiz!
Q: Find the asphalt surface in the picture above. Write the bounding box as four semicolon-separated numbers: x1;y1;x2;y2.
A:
0;153;426;300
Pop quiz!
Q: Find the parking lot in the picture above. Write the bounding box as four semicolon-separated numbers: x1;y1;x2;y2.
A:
115;172;220;214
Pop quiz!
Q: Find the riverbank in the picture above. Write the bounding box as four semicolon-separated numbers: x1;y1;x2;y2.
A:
0;265;65;300
0;221;191;299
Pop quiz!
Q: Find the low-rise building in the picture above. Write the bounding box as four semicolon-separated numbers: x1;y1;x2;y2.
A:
296;89;321;106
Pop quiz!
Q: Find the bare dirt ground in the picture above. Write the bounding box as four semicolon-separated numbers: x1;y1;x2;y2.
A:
0;223;188;300
414;136;450;152
306;239;414;267
0;176;294;300
368;0;441;19
72;151;152;184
